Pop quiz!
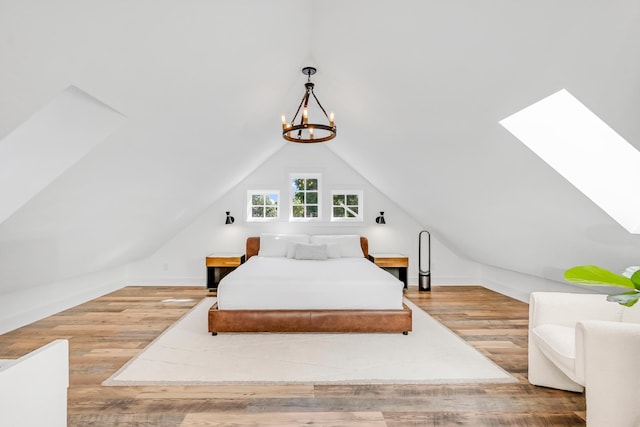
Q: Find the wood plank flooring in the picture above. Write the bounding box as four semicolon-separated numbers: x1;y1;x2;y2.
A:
0;286;586;426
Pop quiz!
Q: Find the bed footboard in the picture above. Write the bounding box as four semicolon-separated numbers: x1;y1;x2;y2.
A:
208;303;412;335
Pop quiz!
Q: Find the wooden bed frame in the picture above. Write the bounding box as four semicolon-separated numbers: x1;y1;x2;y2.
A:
208;236;412;335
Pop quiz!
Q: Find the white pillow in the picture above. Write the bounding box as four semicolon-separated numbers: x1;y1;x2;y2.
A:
326;243;342;258
310;235;363;258
286;242;298;259
292;242;339;258
294;243;328;260
259;233;310;257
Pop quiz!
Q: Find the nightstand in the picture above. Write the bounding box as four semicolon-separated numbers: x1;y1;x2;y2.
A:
205;253;245;291
368;253;409;289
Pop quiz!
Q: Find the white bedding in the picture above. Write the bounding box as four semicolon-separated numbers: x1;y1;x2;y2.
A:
217;256;404;310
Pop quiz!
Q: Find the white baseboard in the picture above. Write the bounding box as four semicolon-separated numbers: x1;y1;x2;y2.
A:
125;276;204;286
408;276;478;286
0;268;125;335
479;278;531;302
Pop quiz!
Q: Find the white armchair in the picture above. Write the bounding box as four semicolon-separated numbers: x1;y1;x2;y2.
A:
529;292;640;427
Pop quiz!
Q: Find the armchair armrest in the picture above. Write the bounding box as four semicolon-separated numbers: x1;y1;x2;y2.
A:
575;320;640;427
529;292;622;329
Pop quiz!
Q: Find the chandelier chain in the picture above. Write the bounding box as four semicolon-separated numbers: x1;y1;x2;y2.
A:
311;90;331;121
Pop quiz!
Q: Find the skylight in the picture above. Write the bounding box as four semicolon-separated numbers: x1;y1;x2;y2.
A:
500;89;640;233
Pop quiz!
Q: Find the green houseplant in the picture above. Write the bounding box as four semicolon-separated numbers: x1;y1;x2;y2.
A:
564;265;640;307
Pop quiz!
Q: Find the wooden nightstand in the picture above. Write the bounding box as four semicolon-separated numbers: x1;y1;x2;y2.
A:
368;253;409;289
205;253;245;291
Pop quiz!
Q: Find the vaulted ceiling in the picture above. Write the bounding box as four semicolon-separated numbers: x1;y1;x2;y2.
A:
2;0;640;295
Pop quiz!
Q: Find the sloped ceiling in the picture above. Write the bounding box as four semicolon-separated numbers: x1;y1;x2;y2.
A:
1;0;640;294
311;0;640;278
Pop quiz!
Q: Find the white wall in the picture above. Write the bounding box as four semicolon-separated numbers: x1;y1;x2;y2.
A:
126;143;480;286
1;140;593;334
126;140;610;302
0;266;124;334
481;263;601;303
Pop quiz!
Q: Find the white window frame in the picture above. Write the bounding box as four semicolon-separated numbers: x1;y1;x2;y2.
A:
246;190;280;222
289;173;322;221
330;190;364;222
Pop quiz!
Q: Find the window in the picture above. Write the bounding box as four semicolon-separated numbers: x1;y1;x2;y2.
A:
331;190;363;222
290;174;321;220
247;190;279;222
500;89;640;233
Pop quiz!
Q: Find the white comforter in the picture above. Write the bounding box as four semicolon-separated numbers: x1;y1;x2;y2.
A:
217;256;404;310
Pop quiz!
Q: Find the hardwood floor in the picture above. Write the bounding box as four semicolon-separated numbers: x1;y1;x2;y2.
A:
0;286;586;426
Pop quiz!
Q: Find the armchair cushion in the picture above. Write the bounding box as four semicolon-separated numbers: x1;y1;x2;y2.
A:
531;324;577;383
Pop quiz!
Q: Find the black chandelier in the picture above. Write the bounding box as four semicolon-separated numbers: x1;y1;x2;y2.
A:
281;66;336;143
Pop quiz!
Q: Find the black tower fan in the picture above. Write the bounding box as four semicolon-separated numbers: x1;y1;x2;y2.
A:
419;230;431;292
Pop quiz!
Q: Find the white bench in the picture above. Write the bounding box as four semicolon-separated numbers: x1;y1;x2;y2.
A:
0;339;69;427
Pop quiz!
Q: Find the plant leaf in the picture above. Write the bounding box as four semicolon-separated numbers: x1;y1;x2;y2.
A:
564;265;634;289
631;271;640;291
607;291;640;307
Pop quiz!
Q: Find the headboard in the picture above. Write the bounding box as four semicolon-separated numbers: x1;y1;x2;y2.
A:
246;236;369;260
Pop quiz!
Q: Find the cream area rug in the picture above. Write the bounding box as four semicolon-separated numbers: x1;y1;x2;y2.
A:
103;298;515;385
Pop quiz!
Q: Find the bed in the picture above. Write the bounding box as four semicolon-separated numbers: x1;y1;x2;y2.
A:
208;234;412;335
